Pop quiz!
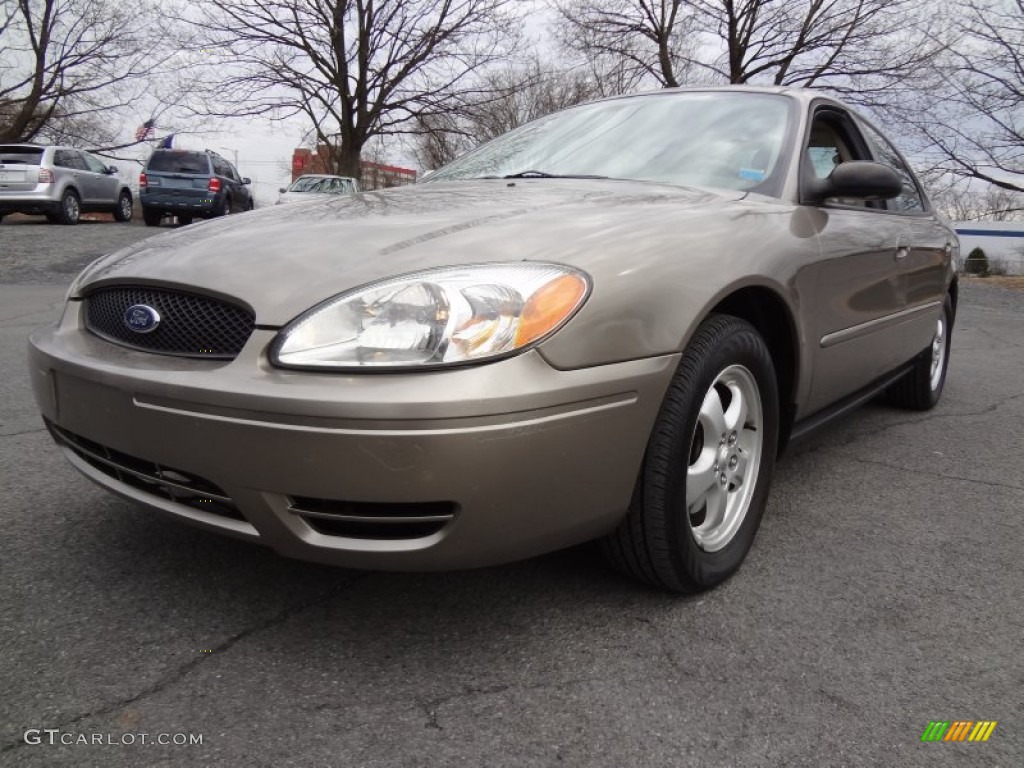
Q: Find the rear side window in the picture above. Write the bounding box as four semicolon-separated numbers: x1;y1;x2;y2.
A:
54;150;87;170
857;121;925;213
0;147;44;165
147;151;210;174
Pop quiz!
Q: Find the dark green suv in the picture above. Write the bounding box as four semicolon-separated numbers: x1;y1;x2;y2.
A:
140;149;253;226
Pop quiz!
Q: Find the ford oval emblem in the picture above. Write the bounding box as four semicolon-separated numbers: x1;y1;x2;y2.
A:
123;304;161;334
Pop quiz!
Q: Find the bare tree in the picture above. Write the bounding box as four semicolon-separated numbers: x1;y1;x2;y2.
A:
189;0;519;180
915;0;1024;193
921;171;1024;221
0;0;165;146
556;0;944;106
555;0;698;88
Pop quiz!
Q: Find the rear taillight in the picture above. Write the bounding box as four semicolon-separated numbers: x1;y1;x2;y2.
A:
38;168;54;184
209;177;222;193
139;172;148;188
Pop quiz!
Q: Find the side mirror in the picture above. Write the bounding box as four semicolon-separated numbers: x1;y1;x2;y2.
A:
804;161;903;203
278;187;287;193
107;166;119;175
242;177;252;185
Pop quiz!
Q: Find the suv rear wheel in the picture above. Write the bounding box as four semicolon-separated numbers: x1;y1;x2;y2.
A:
113;191;133;222
57;189;80;225
143;208;163;227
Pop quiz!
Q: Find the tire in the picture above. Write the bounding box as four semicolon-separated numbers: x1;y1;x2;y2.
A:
113;191;133;222
600;314;780;593
177;215;193;225
56;189;81;225
215;197;231;217
886;295;953;410
142;208;163;227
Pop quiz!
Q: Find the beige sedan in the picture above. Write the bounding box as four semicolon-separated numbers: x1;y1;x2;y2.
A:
28;87;957;592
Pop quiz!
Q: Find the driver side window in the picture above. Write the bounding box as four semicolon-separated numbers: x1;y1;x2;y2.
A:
804;110;876;209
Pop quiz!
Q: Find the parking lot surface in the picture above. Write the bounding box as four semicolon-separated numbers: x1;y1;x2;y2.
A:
1;219;1021;766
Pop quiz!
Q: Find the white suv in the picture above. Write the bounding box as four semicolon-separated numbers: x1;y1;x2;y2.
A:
0;144;134;225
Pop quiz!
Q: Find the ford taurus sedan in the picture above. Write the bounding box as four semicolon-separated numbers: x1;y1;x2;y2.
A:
28;87;957;592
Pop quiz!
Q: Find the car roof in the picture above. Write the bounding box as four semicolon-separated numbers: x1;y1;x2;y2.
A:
294;174;356;180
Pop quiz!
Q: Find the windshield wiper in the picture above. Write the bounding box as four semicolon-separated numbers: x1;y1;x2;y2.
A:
501;170;609;180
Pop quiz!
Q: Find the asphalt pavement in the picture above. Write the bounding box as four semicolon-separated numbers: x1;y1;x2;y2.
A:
0;217;1021;767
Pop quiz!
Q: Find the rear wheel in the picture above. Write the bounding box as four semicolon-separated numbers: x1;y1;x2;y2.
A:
887;295;954;410
113;191;133;222
215;197;231;217
57;189;80;225
601;315;779;592
142;208;163;227
177;215;193;225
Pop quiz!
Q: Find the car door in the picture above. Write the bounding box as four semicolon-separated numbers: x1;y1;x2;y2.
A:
226;160;251;210
798;105;916;415
53;149;90;201
82;152;119;206
856;118;954;318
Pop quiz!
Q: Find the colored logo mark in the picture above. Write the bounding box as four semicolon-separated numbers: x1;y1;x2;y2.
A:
921;721;997;742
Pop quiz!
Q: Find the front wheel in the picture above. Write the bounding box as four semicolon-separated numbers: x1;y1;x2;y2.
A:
601;314;779;593
113;191;133;222
887;295;954;410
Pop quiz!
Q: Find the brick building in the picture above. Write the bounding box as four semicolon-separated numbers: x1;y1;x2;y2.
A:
291;146;416;190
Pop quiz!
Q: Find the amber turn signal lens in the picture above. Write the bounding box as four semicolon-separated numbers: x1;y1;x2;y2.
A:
515;274;588;347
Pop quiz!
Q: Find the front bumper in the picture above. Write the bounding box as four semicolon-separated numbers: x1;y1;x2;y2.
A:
28;301;678;569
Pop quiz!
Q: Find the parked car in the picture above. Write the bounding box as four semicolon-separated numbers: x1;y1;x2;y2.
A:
139;149;253;226
277;174;359;205
0;144;133;225
29;87;957;592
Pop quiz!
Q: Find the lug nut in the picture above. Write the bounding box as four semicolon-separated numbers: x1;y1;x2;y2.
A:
719;473;728;485
728;456;738;470
728;430;738;445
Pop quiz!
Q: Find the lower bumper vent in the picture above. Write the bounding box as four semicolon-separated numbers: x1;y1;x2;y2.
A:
46;420;245;523
288;497;456;540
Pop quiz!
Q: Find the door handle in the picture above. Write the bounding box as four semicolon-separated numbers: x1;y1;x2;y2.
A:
895;234;910;260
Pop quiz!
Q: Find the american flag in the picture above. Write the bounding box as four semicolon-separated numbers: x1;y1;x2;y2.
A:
134;119;155;142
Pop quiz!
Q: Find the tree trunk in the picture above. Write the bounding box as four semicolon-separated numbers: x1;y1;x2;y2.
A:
332;139;364;181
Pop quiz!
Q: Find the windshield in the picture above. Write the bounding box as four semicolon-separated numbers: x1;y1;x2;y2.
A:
0;147;44;165
147;151;209;174
289;176;351;194
427;91;794;193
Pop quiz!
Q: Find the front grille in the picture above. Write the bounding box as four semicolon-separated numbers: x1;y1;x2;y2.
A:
84;285;255;359
289;497;456;540
47;420;246;523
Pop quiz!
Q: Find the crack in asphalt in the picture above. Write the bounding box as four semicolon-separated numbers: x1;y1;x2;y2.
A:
0;428;46;439
0;573;370;755
417;677;605;730
837;452;1024;493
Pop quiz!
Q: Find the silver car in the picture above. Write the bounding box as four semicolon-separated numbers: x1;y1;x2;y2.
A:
28;87;957;592
276;174;359;205
0;144;134;225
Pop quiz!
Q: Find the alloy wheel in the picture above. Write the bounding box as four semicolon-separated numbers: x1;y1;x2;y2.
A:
686;364;764;552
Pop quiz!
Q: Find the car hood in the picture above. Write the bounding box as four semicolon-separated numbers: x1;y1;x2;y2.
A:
75;179;747;326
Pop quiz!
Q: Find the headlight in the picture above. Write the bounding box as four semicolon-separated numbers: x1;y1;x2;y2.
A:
270;263;590;370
